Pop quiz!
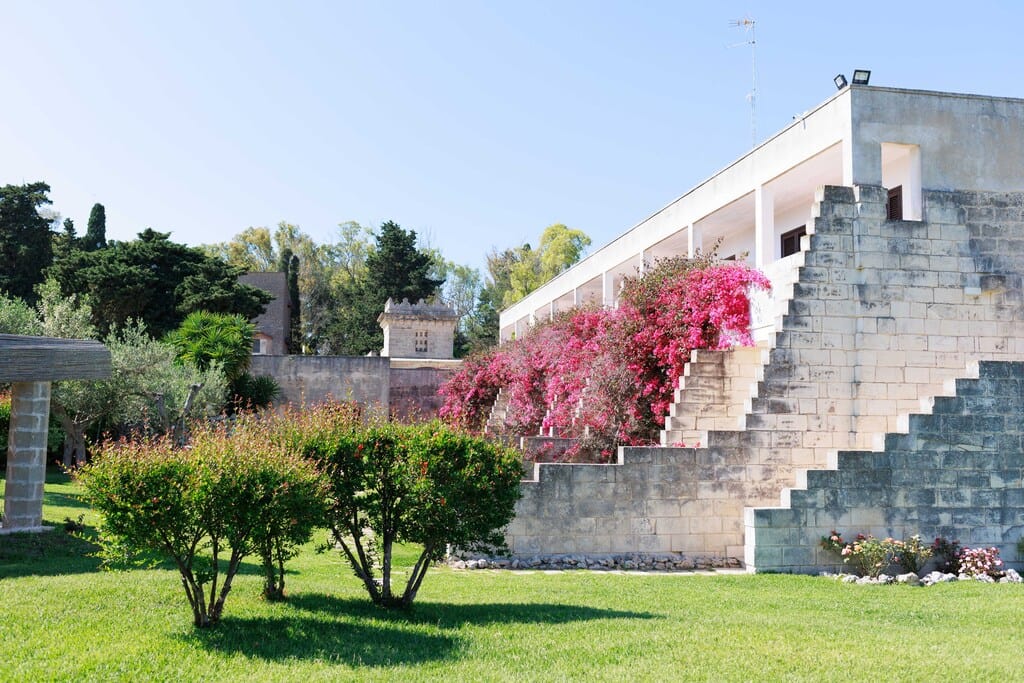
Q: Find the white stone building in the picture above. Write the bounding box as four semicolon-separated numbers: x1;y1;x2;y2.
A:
497;84;1024;572
499;84;1024;343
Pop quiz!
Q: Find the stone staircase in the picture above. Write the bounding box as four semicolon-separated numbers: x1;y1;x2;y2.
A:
660;346;768;446
748;360;1024;573
503;184;1024;567
485;388;510;434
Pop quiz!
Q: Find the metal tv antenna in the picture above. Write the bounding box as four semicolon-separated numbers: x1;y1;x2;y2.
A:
729;16;757;148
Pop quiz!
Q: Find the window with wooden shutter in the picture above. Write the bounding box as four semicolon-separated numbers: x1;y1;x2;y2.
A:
780;225;807;258
887;186;903;221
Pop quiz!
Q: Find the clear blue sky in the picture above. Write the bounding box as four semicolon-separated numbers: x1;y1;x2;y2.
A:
2;1;1022;273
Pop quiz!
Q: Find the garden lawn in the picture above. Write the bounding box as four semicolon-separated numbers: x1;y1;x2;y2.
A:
1;472;1022;681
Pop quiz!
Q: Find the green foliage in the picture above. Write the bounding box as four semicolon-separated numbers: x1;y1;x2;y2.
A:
84;203;107;251
891;535;933;573
0;294;42;335
78;419;326;627
229;373;281;412
47;228;271;338
822;531;937;577
165;311;254;383
505;223;590;307
278;404;522;608
324;221;443;355
0;181;55;305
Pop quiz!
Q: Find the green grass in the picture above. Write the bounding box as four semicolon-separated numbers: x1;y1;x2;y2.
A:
2;472;1023;681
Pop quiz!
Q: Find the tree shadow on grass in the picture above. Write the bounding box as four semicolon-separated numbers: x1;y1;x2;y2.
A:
187;614;461;666
189;593;655;665
288;592;660;629
42;489;92;510
0;524;102;578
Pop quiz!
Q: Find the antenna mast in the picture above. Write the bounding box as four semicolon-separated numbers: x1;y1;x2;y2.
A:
729;16;757;148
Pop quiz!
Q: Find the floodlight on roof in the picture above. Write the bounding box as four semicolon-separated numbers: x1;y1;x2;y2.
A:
834;74;848;90
852;69;871;85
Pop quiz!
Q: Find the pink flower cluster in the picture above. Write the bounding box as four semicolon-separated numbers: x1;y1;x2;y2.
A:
439;258;770;452
958;546;1004;579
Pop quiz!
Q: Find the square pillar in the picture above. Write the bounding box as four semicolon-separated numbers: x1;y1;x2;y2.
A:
3;381;52;532
755;185;774;267
602;271;616;308
686;224;701;258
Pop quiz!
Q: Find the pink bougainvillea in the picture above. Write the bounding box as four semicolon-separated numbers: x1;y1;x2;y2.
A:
439;255;770;454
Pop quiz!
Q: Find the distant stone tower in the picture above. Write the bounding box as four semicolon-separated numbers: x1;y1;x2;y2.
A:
378;298;458;359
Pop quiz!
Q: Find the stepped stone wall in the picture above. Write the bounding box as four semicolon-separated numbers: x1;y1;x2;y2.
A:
661;346;766;447
747;360;1024;572
504;184;1024;564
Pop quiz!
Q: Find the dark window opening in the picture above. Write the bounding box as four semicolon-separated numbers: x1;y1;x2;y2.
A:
780;225;807;258
887;186;903;221
414;330;428;353
722;254;737;261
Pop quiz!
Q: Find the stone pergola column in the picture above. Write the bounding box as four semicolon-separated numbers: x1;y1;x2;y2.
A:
1;335;110;534
4;382;52;531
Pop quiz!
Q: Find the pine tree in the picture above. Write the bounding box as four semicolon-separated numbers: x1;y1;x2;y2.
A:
0;182;55;304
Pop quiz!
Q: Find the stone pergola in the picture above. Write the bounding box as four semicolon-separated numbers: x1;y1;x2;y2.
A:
1;334;111;533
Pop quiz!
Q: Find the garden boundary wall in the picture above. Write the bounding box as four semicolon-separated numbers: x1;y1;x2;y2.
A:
249;355;458;418
504;184;1024;567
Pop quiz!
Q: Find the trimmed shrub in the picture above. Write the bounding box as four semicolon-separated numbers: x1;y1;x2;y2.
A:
277;403;522;608
78;419;326;627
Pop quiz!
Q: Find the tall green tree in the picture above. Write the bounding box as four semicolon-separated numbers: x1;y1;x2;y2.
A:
506;223;590;306
84;203;107;251
325;221;443;355
279;248;301;353
47;228;270;338
0;182;55;304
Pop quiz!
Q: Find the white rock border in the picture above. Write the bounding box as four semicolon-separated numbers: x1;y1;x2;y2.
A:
820;568;1022;586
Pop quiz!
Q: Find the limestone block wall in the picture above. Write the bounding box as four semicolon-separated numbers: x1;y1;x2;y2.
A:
504;184;1024;561
388;366;457;420
661;346;767;447
250;355;390;410
3;382;52;531
747;360;1024;573
508;448;708;556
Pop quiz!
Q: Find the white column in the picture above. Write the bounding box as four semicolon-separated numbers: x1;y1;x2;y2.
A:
686;223;701;258
602;271;615;308
755;185;774;267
